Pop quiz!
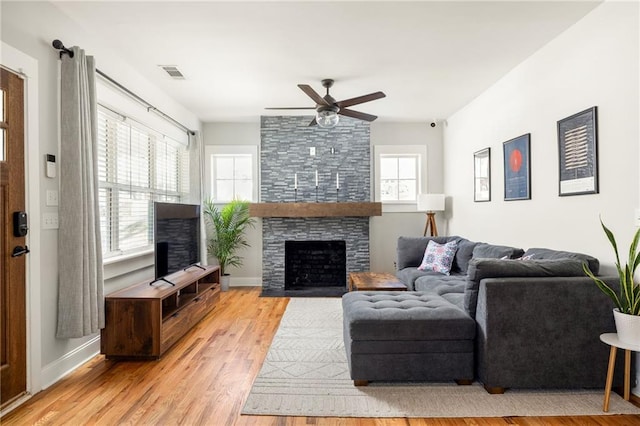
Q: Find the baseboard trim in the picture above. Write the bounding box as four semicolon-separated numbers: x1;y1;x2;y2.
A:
230;277;261;287
41;335;100;390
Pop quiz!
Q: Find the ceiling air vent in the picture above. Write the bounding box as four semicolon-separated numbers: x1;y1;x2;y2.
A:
159;65;185;80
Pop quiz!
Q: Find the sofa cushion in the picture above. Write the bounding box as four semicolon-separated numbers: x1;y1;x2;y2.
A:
414;274;466;292
472;243;524;260
396;236;459;269
451;238;478;274
463;258;587;319
523;247;600;275
396;267;442;291
414;275;466;309
418;240;458;275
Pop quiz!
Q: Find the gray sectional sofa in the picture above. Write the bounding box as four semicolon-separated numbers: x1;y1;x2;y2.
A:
342;236;625;392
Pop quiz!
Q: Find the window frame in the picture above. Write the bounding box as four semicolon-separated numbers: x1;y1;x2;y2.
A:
97;105;190;261
204;145;259;203
373;144;428;213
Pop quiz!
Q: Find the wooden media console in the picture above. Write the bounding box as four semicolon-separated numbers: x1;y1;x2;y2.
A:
101;265;220;359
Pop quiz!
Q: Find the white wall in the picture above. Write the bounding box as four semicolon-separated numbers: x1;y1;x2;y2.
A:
370;122;445;272
1;0;201;390
202;122;262;285
443;2;639;394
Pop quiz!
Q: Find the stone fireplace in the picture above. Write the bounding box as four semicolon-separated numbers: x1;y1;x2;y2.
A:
259;115;374;295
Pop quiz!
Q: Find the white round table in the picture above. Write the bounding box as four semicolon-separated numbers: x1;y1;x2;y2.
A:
599;333;640;412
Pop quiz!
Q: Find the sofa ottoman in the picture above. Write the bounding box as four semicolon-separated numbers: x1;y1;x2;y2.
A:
342;292;475;385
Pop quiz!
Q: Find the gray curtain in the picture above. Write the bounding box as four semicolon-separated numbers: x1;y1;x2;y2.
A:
188;131;207;264
56;46;104;338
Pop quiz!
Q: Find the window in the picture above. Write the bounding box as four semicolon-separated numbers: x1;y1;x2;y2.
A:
205;145;258;202
379;155;419;201
374;145;427;211
97;106;190;259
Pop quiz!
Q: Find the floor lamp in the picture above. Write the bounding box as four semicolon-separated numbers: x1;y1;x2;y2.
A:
417;194;445;237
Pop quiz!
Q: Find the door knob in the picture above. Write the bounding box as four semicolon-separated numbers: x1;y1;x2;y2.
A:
11;246;30;257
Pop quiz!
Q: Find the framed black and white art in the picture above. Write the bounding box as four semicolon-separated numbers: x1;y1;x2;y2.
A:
474;148;491;202
557;106;598;196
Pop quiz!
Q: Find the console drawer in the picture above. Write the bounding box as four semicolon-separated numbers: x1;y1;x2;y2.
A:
160;286;219;354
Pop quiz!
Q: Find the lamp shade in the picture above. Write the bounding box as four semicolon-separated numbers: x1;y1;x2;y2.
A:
417;193;445;212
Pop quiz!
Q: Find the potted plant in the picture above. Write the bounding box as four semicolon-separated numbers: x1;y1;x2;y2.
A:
583;220;640;345
203;198;255;291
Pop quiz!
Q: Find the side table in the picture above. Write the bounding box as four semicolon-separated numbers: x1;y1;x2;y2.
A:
348;272;407;291
599;332;640;412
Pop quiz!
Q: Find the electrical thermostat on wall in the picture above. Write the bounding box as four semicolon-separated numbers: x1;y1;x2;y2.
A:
46;154;56;178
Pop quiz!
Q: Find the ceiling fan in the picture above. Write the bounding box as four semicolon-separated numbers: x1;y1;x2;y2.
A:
266;79;386;128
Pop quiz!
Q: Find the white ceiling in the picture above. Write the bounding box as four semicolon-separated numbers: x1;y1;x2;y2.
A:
53;1;601;123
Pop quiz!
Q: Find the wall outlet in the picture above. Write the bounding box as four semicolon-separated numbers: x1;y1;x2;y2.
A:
43;212;59;230
310;147;316;156
635;209;640;227
46;190;59;206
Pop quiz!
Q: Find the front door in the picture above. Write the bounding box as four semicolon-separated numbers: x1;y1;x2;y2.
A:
0;67;27;408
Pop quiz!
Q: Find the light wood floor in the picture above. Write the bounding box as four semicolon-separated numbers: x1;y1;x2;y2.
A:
2;287;639;425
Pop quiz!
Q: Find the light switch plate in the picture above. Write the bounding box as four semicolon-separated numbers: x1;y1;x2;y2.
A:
635;208;640;227
43;212;59;230
46;190;59;206
310;147;316;156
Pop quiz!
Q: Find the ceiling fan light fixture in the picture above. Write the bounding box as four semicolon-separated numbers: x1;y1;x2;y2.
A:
316;107;340;128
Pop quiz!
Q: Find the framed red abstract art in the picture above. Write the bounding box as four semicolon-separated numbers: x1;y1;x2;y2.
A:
503;133;531;201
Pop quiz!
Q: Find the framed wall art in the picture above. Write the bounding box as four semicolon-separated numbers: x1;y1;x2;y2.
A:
557;106;598;196
503;133;531;201
474;147;491;202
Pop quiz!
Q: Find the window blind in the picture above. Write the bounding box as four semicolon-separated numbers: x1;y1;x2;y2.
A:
97;106;189;258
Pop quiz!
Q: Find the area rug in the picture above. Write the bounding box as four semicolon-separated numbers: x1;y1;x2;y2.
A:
242;298;640;418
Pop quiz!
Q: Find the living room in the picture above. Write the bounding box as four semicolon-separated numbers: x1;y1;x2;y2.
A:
1;0;639;423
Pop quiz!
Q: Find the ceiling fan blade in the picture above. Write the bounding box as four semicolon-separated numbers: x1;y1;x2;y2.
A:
308;117;317;126
265;107;316;110
337;91;386;108
298;84;329;106
339;108;378;122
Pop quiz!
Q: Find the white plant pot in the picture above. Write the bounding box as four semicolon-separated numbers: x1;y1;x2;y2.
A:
220;274;230;292
613;308;640;346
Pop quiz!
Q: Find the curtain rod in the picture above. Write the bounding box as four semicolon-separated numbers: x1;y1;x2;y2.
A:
52;39;196;136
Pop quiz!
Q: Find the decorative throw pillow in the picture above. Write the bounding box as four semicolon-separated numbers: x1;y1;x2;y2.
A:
501;254;535;260
417;240;458;275
518;254;535;261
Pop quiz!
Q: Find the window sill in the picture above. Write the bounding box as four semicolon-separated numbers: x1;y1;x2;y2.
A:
380;203;422;213
103;249;154;280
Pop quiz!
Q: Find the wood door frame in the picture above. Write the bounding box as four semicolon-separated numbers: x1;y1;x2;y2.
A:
1;43;42;413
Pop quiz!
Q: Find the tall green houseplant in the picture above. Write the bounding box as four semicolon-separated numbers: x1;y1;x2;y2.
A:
203;199;255;283
583;220;640;316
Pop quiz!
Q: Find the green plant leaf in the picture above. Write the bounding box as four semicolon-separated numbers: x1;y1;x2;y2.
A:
202;198;255;276
583;263;622;311
589;220;640;316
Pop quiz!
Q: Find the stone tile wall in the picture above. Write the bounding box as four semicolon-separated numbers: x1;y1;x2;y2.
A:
260;115;372;291
260;115;370;202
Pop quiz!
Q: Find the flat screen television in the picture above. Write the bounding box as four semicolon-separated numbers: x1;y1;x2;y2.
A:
154;202;201;281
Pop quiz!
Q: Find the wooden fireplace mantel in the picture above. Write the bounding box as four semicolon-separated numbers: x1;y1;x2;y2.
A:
249;202;382;218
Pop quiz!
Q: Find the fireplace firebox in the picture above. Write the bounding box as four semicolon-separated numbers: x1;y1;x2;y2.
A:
284;240;346;290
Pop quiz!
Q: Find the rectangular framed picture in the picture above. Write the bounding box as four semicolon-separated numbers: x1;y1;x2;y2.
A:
503;133;531;201
557;106;598;196
474;147;491;202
